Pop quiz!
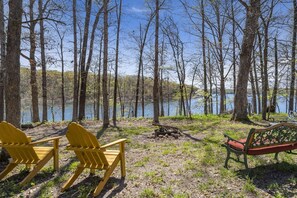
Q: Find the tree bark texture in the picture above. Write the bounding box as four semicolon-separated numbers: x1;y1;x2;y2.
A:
153;0;160;124
102;0;110;128
0;0;5;121
78;0;92;121
289;0;297;111
2;0;23;161
135;16;153;118
113;0;122;125
231;0;261;121
201;0;208;115
72;0;78;121
29;0;40;123
39;0;48;122
96;35;103;120
272;37;278;108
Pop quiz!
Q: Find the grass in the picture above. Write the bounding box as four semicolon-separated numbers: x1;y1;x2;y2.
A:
140;188;158;198
0;114;296;197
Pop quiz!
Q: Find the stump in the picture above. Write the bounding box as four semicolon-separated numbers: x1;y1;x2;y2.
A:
153;124;183;139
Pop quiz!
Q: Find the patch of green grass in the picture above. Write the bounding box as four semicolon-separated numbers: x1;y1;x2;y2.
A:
158;160;170;167
140;188;158;198
128;174;140;181
122;126;152;136
199;179;216;192
243;177;257;194
201;145;217;166
193;170;204;178
184;160;197;171
268;182;279;191
173;193;190;198
160;186;173;197
134;156;150;167
68;161;80;171
144;171;164;184
0;180;22;197
77;185;93;198
131;142;152;149
162;147;177;155
181;142;200;154
288;176;297;184
219;167;236;179
39;180;55;198
274;191;285;198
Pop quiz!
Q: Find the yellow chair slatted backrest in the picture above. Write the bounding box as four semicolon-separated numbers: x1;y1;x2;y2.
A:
66;123;109;169
0;121;39;164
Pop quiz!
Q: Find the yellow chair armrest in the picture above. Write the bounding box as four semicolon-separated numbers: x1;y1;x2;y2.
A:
30;136;62;145
100;139;126;149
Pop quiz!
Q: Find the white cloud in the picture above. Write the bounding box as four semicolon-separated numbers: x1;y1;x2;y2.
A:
128;6;149;14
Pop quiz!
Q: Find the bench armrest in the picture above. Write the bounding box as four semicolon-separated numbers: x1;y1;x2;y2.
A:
30;136;62;145
101;139;126;149
223;134;246;146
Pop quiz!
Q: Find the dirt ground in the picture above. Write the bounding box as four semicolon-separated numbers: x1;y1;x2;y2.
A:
0;118;296;198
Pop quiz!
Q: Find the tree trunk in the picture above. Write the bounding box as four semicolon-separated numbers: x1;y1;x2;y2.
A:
102;0;110;128
250;66;257;114
153;0;160;124
253;43;261;114
135;17;153;118
135;25;142;118
160;70;164;117
113;0;122;125
78;0;92;121
160;37;165;117
289;0;297;111
141;58;145;117
201;0;208;115
80;5;102;119
59;34;65;120
257;30;265;113
29;0;40;123
96;35;103;120
2;0;23;161
0;0;5;121
272;36;278;108
232;0;236;94
39;0;47;122
231;0;261;121
72;0;79;121
208;41;213;114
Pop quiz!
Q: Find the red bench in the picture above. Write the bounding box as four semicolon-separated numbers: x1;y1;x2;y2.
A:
223;123;297;169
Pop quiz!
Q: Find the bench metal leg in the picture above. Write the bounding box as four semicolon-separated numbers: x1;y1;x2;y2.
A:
243;154;248;170
224;148;231;169
274;152;279;162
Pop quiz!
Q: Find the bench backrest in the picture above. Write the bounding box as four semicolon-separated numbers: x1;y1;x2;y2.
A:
246;123;297;149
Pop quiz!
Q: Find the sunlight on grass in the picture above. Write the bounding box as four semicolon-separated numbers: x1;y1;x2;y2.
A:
183;160;197;171
160;186;173;197
140;188;158;198
144;171;164;184
243;177;257;195
134;156;150;167
173;193;190;198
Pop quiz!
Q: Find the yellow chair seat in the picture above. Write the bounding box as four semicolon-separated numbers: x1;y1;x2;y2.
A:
0;121;61;185
61;122;126;197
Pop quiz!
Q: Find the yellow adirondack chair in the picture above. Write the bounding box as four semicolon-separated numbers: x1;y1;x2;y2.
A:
0;121;61;185
61;122;126;197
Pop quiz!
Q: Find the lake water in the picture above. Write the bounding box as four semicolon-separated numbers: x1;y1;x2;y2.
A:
21;94;289;123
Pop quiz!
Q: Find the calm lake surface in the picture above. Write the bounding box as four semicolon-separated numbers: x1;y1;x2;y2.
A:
21;94;289;123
